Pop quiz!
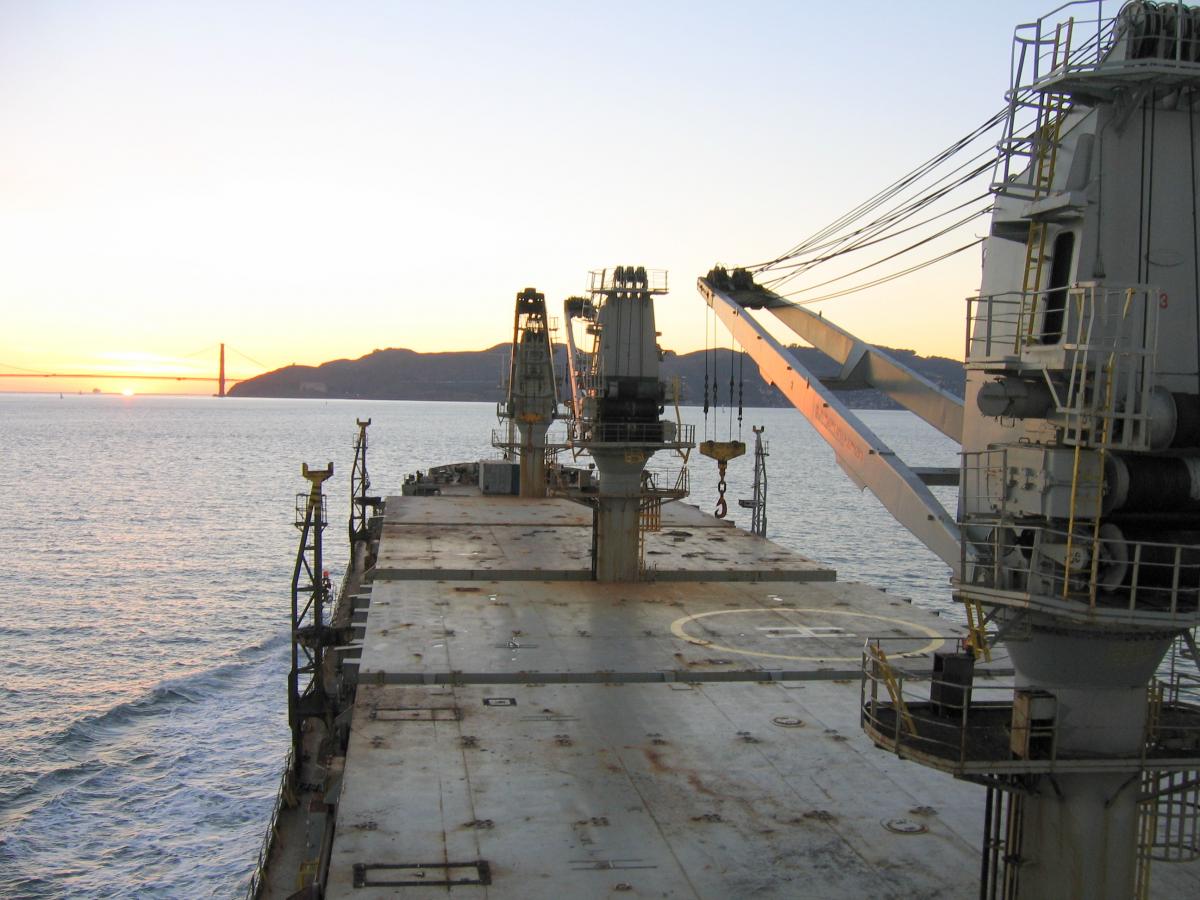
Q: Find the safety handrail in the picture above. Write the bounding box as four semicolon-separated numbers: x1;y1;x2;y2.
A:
960;518;1200;616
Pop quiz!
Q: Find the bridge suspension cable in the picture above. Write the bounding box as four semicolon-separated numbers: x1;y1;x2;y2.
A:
0;342;268;386
183;343;220;359
0;361;53;375
227;346;271;371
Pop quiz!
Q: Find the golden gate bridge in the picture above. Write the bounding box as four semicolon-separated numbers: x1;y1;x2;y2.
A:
0;343;268;395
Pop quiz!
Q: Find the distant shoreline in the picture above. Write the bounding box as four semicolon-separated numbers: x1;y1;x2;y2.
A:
0;392;953;411
228;345;964;409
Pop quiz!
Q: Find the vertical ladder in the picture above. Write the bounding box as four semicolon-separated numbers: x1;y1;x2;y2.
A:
640;495;662;533
638;493;662;573
1002;792;1025;899
963;597;993;662
1017;21;1074;350
1061;291;1122;603
983;784;1025;900
1082;345;1119;605
1135;681;1166;900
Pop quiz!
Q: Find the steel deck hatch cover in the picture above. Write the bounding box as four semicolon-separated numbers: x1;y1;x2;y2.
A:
353;860;492;888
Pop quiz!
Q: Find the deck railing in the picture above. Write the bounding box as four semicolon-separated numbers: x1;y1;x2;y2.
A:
244;748;294;899
574;420;695;447
960;521;1200;618
587;267;669;294
861;636;1200;774
994;2;1200;196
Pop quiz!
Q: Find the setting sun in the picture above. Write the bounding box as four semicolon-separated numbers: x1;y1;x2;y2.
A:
120;388;134;397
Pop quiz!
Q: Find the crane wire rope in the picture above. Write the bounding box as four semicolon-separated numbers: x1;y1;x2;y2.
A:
748;108;1007;273
727;331;734;439
740;21;1116;306
729;343;739;441
703;304;711;441
728;118;1002;312
760;152;998;295
760;143;1000;284
709;307;719;427
1191;94;1199;380
780;237;985;306
758;189;992;276
772;205;992;300
755;15;1112;277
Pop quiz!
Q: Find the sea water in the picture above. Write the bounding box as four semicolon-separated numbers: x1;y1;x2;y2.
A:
0;394;958;898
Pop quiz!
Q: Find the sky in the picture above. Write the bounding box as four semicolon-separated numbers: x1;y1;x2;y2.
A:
0;0;1061;394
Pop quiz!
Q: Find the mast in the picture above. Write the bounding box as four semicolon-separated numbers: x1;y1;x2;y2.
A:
568;266;693;581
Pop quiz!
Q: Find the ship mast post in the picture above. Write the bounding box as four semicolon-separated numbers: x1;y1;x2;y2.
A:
495;287;561;498
565;266;694;581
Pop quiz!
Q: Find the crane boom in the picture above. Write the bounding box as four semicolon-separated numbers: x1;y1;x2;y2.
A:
760;300;962;442
697;276;965;575
561;296;594;423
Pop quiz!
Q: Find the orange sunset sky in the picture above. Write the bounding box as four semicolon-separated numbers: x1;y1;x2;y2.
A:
1;1;1058;395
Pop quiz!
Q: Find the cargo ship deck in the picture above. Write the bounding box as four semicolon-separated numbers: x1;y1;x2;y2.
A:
320;490;1000;898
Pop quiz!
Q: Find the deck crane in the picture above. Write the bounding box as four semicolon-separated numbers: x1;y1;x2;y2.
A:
495;287;561;498
562;267;694;580
697;268;966;575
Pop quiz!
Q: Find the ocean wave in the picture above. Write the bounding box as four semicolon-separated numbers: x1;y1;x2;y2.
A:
0;633;290;839
62;686;201;746
0;758;104;820
40;630;289;753
235;629;289;659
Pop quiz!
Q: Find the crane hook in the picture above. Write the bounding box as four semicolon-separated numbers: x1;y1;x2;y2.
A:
715;461;729;518
699;441;744;521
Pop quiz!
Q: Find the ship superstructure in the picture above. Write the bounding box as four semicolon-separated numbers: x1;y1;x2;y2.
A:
952;3;1200;895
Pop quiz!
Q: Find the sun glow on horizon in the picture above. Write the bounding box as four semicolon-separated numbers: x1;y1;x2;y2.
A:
0;2;1053;386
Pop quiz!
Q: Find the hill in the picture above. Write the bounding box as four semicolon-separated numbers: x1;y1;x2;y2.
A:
229;344;964;409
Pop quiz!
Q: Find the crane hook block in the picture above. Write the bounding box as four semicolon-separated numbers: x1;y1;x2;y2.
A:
698;440;746;463
700;442;744;520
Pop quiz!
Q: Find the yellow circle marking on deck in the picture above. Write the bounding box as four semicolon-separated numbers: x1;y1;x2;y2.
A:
669;608;944;662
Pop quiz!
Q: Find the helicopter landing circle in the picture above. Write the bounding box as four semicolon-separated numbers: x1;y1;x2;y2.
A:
669;608;945;663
